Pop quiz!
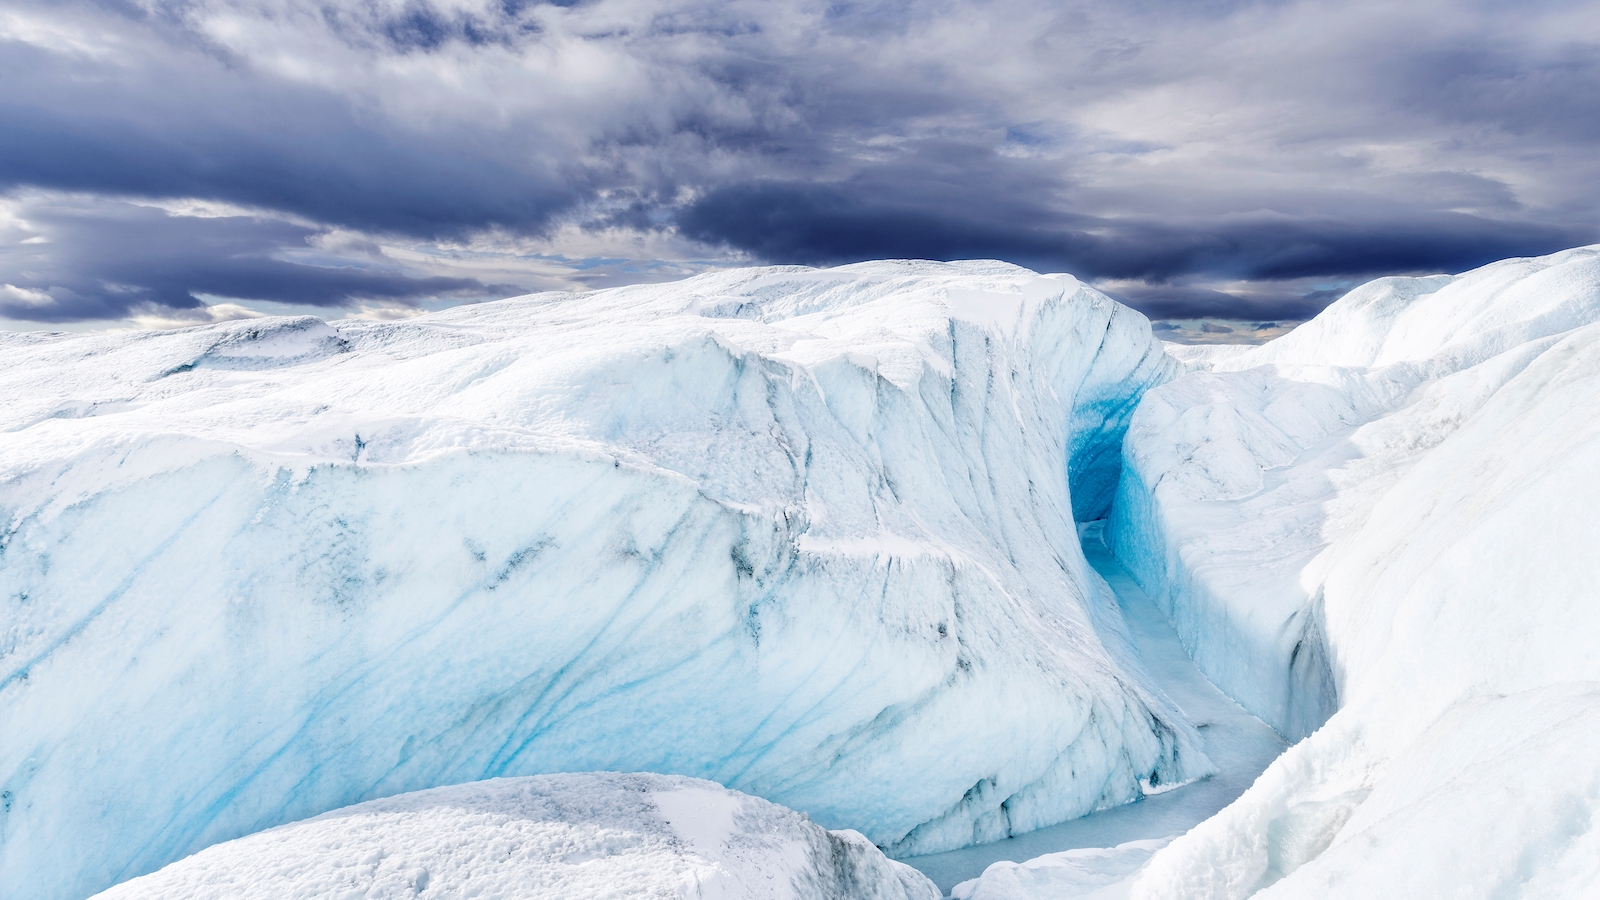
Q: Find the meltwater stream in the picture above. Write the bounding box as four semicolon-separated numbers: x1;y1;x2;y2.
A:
904;522;1288;896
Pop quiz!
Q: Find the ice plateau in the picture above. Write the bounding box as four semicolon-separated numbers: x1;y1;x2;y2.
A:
91;773;941;900
0;261;1210;900
1107;246;1600;897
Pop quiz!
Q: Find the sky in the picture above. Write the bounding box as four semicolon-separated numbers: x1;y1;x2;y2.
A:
2;0;1598;335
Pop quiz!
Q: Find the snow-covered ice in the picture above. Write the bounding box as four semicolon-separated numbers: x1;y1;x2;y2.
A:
1108;246;1600;896
0;261;1210;899
90;772;941;900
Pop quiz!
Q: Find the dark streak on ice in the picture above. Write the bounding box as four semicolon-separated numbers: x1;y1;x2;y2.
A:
903;521;1288;895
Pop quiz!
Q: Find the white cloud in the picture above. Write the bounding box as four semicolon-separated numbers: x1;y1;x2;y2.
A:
340;303;433;321
0;284;54;308
126;302;267;331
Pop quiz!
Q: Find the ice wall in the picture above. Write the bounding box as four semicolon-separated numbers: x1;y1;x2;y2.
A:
0;261;1203;900
93;773;942;900
1108;247;1600;895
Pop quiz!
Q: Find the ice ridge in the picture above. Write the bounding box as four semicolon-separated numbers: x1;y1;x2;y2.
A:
0;261;1205;899
1107;245;1600;897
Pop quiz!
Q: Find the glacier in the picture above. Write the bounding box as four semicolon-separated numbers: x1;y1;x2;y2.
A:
91;773;941;900
11;245;1600;900
0;261;1212;900
1103;246;1600;897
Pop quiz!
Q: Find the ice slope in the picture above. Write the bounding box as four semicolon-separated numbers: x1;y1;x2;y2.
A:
0;261;1207;900
92;773;941;900
1106;246;1600;896
906;523;1284;896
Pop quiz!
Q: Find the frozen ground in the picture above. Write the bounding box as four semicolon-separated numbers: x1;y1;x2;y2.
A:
907;522;1285;897
0;261;1209;900
92;773;941;900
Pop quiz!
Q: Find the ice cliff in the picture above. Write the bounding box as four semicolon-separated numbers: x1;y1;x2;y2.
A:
1109;247;1600;896
0;261;1208;899
92;773;941;900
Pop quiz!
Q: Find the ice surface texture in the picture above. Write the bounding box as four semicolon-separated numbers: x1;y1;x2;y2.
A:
91;773;941;900
1109;246;1600;896
906;524;1284;896
0;261;1206;899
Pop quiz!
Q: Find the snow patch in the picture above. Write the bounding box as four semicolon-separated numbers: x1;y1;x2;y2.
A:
952;838;1170;900
91;774;942;900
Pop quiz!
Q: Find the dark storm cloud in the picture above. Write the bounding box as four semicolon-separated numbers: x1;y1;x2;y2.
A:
1107;284;1338;324
0;197;515;322
0;39;578;238
681;181;1585;284
677;182;1084;273
1383;39;1600;144
1;0;1598;323
1102;214;1588;284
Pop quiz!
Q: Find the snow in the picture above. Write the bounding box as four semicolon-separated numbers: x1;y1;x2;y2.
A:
90;773;942;900
951;839;1170;900
1105;246;1600;896
0;260;1208;899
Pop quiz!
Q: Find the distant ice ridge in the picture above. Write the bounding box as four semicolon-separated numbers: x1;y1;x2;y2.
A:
92;773;940;900
1158;343;1255;371
0;260;1208;899
1108;246;1600;895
